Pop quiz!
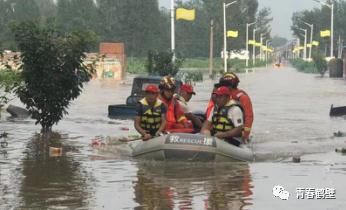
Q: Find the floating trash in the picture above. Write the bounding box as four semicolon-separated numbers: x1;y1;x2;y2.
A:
0;141;8;148
0;132;8;138
335;148;346;154
333;131;346;137
91;137;106;147
292;156;301;163
49;147;63;157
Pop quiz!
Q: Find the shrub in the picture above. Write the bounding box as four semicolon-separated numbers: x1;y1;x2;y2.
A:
146;50;184;76
312;54;327;76
175;70;203;83
290;58;317;74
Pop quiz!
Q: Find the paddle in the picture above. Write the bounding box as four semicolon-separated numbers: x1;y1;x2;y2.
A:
118;136;143;142
102;135;141;144
91;132;168;146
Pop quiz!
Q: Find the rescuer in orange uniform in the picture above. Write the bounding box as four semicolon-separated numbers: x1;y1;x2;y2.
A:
158;75;193;133
219;72;254;143
205;83;220;120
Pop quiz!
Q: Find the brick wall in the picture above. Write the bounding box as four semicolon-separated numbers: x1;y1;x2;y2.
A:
99;42;126;80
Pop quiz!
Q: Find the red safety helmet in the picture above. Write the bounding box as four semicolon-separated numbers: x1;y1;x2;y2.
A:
145;84;159;93
214;86;230;96
180;84;196;95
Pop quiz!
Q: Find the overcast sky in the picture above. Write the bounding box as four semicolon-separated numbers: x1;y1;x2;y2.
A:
159;0;321;39
258;0;319;39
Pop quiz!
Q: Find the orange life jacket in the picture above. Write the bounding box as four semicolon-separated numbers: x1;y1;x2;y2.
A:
159;95;193;132
205;100;215;119
230;89;254;139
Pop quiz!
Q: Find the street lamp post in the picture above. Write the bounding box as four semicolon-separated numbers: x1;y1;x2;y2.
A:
260;33;269;61
297;27;307;60
265;39;271;67
252;28;259;66
260;33;264;61
297;38;301;58
313;0;334;58
246;22;255;72
261;32;270;61
223;1;237;73
171;0;175;61
301;21;314;61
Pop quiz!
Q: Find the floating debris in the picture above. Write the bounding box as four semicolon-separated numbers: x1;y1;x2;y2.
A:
0;132;8;138
335;148;346;154
292;156;301;163
91;137;106;147
333;131;346;137
49;147;63;157
0;141;8;148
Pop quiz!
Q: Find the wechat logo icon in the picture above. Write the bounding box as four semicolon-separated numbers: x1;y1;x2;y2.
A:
273;185;290;200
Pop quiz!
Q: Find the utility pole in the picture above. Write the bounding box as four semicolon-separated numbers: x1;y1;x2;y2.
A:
209;20;214;79
170;0;175;61
252;28;258;66
245;22;255;72
223;1;237;72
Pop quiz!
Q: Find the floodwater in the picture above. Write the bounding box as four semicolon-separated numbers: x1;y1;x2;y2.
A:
1;65;346;210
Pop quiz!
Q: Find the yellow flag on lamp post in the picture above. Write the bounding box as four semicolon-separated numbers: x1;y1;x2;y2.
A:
176;8;195;21
227;30;238;38
320;30;331;37
312;41;319;46
248;40;255;45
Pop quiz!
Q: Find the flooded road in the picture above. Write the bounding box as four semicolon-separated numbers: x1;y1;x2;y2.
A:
1;65;346;209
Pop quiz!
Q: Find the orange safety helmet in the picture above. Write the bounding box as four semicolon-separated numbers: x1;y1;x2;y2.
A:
219;72;240;88
159;75;176;90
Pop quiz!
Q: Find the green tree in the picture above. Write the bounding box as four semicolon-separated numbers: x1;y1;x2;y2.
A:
0;0;41;50
174;0;259;57
11;21;96;133
291;1;338;56
255;7;272;40
97;0;163;57
35;0;57;23
8;0;40;22
56;0;74;32
0;0;13;50
175;0;209;57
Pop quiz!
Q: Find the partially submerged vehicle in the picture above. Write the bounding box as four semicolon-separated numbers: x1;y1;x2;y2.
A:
128;133;254;162
108;76;182;118
108;76;207;119
329;104;346;117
